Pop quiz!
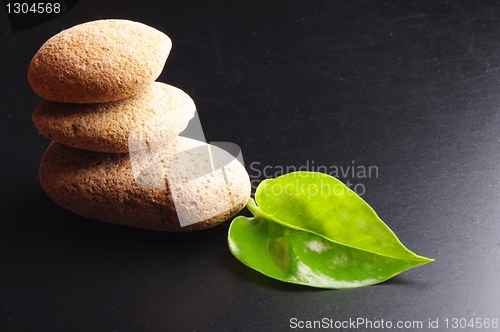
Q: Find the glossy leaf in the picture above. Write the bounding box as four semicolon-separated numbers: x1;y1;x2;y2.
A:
228;171;434;289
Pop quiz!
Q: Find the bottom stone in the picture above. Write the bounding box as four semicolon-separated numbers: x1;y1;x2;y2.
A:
39;136;251;231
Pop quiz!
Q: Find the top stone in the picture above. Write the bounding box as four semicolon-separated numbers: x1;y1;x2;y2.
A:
28;19;172;103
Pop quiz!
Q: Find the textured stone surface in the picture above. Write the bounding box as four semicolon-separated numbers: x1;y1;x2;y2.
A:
33;82;195;153
28;19;171;103
39;137;251;231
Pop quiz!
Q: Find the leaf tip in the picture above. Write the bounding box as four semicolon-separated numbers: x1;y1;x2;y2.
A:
419;256;435;265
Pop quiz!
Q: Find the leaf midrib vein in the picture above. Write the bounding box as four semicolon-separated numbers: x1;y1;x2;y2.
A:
249;199;428;263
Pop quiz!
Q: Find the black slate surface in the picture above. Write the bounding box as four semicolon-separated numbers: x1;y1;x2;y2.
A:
1;1;499;331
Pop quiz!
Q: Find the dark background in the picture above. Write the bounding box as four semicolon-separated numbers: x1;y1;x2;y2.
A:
1;0;500;331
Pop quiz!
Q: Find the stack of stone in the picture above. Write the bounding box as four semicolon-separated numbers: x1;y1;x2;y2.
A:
28;19;250;231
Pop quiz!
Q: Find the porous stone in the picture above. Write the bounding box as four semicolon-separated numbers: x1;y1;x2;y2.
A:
28;19;171;103
39;137;251;231
32;82;195;153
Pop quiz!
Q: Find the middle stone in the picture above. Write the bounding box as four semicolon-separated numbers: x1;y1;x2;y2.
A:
32;82;196;153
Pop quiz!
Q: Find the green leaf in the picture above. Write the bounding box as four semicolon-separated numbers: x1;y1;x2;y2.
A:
228;171;434;289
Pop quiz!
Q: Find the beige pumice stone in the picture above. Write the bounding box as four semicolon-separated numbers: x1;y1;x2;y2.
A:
28;19;172;103
39;137;251;231
32;82;196;153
